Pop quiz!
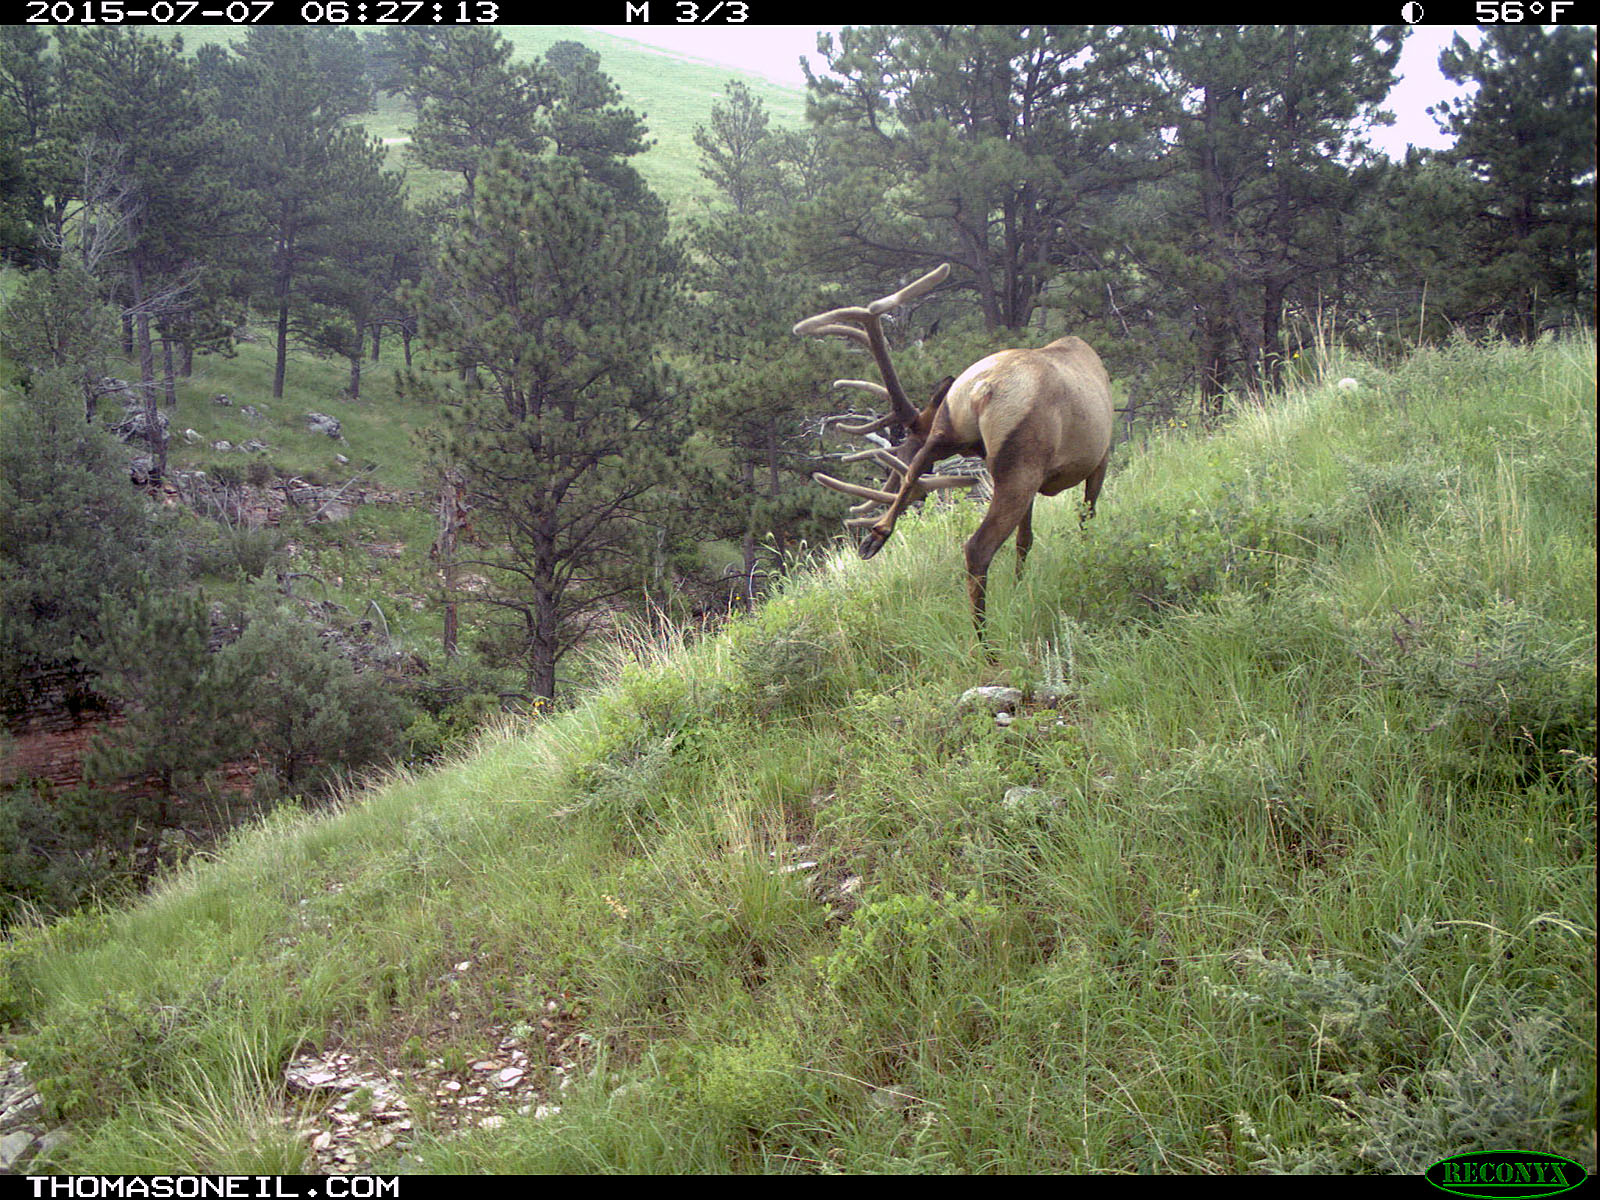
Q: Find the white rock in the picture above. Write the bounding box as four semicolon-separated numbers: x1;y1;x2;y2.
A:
956;686;1024;715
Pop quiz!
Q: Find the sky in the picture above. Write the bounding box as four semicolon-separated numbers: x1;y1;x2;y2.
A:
583;24;1484;159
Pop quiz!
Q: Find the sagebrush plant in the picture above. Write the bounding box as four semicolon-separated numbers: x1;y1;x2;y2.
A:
3;336;1592;1174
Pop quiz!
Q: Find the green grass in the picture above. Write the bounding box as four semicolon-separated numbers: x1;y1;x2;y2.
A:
138;332;451;656
3;335;1593;1174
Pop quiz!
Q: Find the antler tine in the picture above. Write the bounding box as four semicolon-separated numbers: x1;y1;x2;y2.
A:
866;262;951;316
918;473;980;491
839;447;912;475
812;472;900;506
823;380;894;435
833;378;889;400
793;308;873;339
795;264;950;335
815;470;977;509
796;321;872;346
795;265;952;428
827;412;900;436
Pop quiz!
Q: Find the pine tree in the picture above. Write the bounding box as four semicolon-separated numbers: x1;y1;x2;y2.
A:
412;153;682;699
1134;25;1404;416
52;28;223;476
225;27;409;399
77;590;236;877
0;256;118;419
215;603;401;794
1431;27;1596;337
0;26;64;264
398;28;546;206
0;367;172;709
685;83;842;601
541;40;656;217
292;142;412;401
801;25;1160;331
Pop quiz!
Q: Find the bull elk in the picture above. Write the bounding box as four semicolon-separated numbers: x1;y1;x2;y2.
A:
797;263;1114;635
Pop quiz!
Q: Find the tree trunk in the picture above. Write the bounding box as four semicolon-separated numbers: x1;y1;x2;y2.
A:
765;426;786;562
528;603;558;702
436;470;461;659
273;289;290;400
128;250;167;480
530;538;561;701
161;332;178;409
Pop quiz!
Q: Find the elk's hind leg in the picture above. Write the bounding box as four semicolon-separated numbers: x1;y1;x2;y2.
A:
964;467;1045;635
1014;500;1036;580
1079;450;1110;529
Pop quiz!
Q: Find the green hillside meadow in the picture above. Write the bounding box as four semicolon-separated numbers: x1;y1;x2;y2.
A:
1;336;1594;1174
169;24;811;210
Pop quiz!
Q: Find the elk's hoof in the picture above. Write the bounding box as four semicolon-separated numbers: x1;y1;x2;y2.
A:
859;530;888;560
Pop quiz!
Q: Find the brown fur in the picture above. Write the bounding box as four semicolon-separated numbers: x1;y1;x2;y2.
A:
860;341;1112;633
800;267;1115;638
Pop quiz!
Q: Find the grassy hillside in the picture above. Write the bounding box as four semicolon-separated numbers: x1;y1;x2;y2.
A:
497;26;808;208
174;24;809;211
2;336;1593;1174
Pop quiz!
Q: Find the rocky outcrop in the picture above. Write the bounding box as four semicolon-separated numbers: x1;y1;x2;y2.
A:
157;470;423;529
0;1061;67;1174
305;413;343;440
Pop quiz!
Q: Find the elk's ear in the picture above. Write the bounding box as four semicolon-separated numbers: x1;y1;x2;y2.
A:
914;376;957;435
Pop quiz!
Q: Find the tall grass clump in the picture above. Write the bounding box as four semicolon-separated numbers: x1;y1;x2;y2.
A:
2;335;1592;1174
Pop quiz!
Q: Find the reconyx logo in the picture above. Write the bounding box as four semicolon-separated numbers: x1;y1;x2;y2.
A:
1426;1151;1588;1198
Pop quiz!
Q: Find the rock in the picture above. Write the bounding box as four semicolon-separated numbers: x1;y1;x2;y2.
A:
1001;786;1063;814
1032;684;1073;708
112;405;169;446
212;393;231;406
183;428;201;444
212;440;233;452
0;1060;67;1172
0;1129;37;1171
956;686;1024;716
306;412;343;439
1336;377;1360;391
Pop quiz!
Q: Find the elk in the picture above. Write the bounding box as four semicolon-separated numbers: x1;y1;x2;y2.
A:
797;263;1114;635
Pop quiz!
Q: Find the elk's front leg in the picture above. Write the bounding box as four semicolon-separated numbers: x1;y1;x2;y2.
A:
858;436;951;560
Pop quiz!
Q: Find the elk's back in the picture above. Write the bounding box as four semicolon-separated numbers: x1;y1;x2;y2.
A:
945;336;1113;485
